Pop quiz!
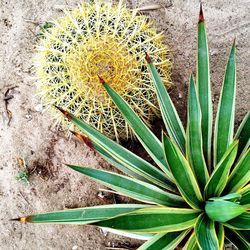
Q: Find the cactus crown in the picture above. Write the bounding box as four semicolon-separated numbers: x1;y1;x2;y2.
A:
35;0;171;140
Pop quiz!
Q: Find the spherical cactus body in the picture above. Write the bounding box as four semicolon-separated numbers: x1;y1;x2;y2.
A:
36;1;171;140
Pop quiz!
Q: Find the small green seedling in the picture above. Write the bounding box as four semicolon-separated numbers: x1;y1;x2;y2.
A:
16;158;29;184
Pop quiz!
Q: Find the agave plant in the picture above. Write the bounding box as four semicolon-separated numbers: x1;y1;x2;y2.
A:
15;6;249;249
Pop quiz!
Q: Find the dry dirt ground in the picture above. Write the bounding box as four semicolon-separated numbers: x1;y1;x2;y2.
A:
0;0;249;249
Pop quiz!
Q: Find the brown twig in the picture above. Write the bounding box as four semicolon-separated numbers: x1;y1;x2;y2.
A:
3;86;18;126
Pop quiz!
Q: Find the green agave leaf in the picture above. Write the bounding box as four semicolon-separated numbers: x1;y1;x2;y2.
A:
17;204;149;224
225;227;250;250
197;5;213;170
209;193;242;202
214;41;236;166
98;228;154;241
95;144;150;183
224;148;250;193
74;132;172;189
72;133;135;179
235;111;250;159
195;214;219;250
223;212;250;230
163;134;203;210
57;107;177;193
103;82;172;178
138;229;190;250
67;165;185;207
186;74;209;189
205;200;246;223
146;54;186;153
238;231;250;242
94;207;199;233
217;224;225;250
239;189;250;207
183;232;199;250
238;185;250;207
238;184;250;206
204;140;238;199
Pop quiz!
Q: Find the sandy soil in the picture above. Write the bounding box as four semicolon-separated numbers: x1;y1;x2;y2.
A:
0;0;249;249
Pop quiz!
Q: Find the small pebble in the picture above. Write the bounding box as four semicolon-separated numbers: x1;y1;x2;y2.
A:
101;228;109;237
25;114;32;120
97;191;105;199
72;245;78;250
34;104;43;112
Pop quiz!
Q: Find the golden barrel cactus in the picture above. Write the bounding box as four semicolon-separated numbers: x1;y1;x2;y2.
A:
35;0;171;140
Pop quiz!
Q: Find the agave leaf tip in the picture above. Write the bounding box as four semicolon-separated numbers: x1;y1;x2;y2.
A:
161;130;169;141
10;218;20;221
66;164;83;173
63;163;72;168
190;73;194;80
198;3;204;23
98;75;105;84
54;105;63;112
10;217;28;222
70;130;94;149
54;105;71;119
145;52;152;63
69;129;77;136
64;163;80;172
233;37;236;47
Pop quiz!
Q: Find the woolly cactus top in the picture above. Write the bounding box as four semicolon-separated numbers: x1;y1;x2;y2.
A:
35;1;171;140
